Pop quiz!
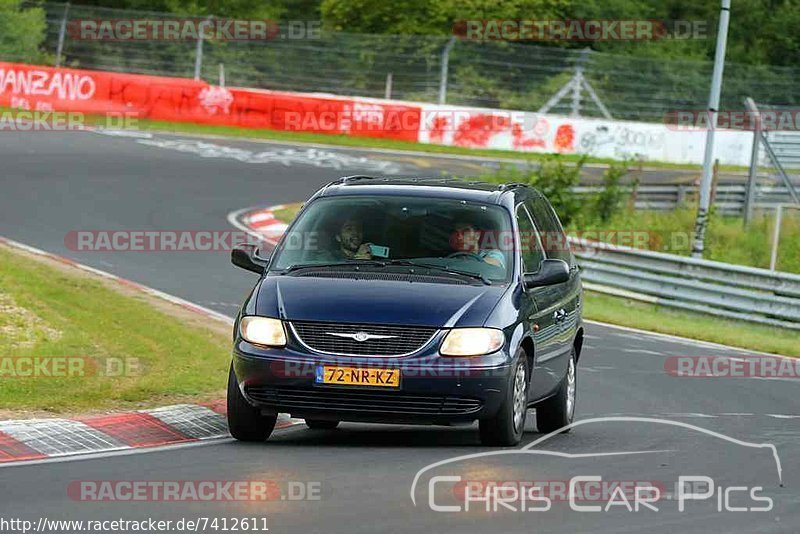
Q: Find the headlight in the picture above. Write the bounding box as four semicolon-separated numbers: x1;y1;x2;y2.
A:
440;328;504;357
239;316;286;347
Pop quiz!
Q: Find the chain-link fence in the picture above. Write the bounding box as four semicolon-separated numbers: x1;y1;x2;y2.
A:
5;2;799;122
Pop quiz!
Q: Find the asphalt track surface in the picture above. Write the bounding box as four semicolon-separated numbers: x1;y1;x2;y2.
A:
1;131;799;533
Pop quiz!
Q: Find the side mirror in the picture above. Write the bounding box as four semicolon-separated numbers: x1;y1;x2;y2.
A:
231;244;269;274
523;259;570;289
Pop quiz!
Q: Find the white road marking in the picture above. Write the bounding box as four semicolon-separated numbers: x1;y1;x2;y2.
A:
621;348;663;356
137;138;407;174
586;319;795;359
661;413;718;418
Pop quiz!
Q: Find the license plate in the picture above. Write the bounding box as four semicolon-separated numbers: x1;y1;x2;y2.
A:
315;366;400;387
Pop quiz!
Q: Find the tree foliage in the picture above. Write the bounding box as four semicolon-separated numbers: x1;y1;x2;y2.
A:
0;0;49;64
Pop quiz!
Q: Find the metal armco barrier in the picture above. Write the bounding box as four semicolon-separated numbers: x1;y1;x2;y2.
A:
569;237;800;330
572;184;797;214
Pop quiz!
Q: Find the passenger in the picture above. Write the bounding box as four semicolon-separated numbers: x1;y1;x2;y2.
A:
452;222;505;269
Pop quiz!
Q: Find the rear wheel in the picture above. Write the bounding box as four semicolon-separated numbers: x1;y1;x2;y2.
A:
479;353;528;446
305;419;340;430
227;363;277;442
535;348;577;434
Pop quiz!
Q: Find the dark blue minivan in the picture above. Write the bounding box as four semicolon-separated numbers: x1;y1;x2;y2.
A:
229;177;583;446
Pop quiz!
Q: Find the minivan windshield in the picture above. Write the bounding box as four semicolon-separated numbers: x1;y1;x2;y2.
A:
270;195;514;283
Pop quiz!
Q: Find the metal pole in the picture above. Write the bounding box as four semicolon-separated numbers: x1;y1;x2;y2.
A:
194;17;212;81
385;72;393;99
438;37;456;105
691;0;731;258
570;69;582;117
769;204;783;271
55;3;70;68
744;98;761;226
570;48;590;117
219;63;225;88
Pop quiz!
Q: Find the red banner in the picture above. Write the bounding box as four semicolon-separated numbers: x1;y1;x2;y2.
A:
0;62;420;141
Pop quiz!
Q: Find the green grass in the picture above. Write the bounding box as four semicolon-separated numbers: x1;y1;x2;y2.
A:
584;292;798;357
0;246;229;413
574;207;800;274
273;204;303;224
272;203;303;223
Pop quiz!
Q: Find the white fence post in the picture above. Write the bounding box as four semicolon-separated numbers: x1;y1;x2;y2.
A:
55;3;70;68
438;37;456;105
194;17;213;81
384;72;393;99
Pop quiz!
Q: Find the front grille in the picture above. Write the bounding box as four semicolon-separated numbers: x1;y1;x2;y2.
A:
290;321;437;356
245;386;483;416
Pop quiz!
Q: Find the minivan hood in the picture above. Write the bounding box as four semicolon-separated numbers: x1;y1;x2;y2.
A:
255;275;506;327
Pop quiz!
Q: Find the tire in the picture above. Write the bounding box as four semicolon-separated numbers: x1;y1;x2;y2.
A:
536;348;577;434
305;419;340;430
227;363;277;442
479;352;529;446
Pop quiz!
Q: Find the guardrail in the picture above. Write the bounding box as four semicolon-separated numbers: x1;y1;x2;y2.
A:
569;237;800;330
572;184;796;215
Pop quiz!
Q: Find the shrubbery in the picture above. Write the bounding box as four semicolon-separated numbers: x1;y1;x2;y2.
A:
0;0;49;64
480;156;631;228
479;155;800;273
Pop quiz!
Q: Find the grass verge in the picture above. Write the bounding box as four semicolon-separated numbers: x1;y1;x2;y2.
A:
575;206;800;274
269;202;797;356
584;292;798;357
0;244;230;415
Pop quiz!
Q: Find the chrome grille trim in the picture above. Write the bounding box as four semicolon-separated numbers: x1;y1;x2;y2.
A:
245;386;484;416
288;321;439;357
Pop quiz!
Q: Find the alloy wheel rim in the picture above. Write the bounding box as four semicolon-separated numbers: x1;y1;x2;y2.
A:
512;363;527;432
565;356;576;421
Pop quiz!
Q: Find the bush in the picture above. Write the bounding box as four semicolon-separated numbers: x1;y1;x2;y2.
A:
591;160;632;224
479;156;634;228
0;0;49;64
480;156;584;227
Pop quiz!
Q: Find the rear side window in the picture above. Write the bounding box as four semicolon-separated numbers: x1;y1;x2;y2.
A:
528;197;571;263
515;205;545;272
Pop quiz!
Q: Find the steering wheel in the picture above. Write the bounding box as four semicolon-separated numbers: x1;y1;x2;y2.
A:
446;251;483;262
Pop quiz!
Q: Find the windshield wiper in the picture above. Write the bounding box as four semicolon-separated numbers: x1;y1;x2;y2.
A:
280;259;493;285
383;259;493;285
279;260;387;273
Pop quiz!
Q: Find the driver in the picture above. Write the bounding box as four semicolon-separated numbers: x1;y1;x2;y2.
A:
329;217;372;260
452;222;506;269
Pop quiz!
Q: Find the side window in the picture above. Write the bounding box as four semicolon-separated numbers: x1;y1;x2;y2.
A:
515;204;545;272
528;197;571;263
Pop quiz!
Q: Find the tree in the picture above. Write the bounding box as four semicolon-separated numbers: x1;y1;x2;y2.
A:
0;0;49;64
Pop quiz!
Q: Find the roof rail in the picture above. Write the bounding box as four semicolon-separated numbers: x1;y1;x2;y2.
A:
339;175;376;184
497;182;527;191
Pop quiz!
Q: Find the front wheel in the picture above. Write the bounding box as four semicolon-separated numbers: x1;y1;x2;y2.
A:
479;353;528;446
227;363;277;442
535;348;577;434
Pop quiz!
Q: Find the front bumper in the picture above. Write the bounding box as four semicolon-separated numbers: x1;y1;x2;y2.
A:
232;340;512;425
